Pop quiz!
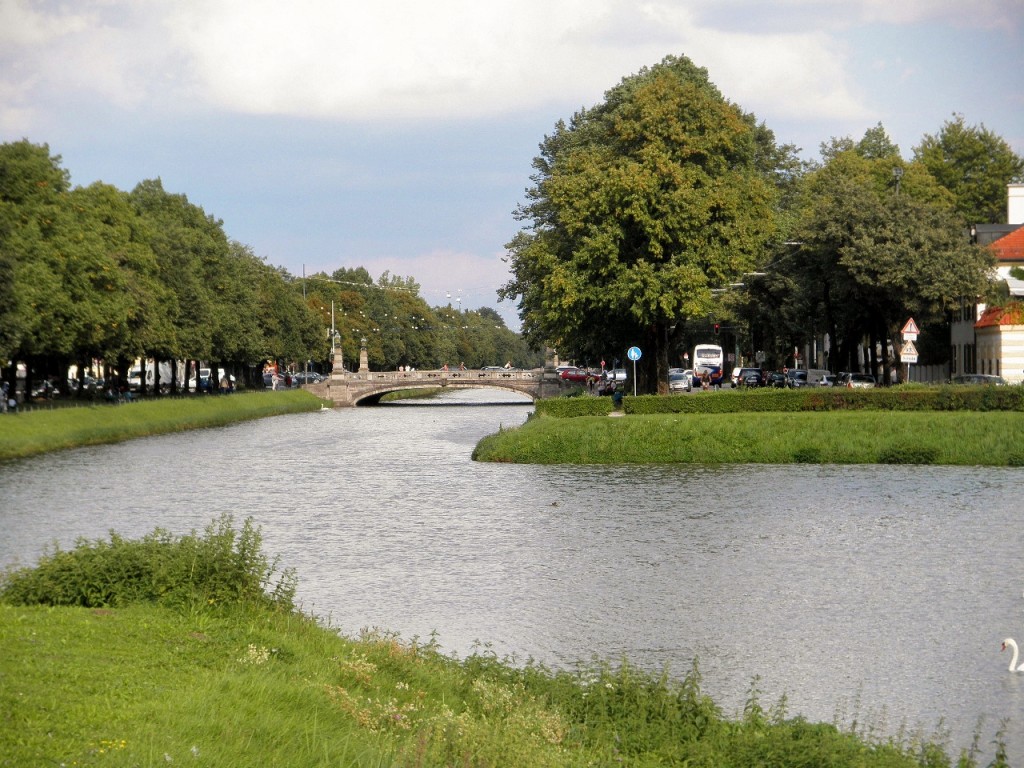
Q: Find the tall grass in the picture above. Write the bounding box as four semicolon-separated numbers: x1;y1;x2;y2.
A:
473;411;1024;466
0;514;296;611
0;389;325;462
0;518;1010;767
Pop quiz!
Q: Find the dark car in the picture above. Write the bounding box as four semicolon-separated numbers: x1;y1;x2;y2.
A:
951;373;1006;385
734;367;763;387
765;371;787;388
292;371;323;385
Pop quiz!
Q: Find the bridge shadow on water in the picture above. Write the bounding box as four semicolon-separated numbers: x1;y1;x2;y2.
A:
371;400;534;408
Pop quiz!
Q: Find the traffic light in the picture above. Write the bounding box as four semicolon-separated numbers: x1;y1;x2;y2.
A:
714;323;720;335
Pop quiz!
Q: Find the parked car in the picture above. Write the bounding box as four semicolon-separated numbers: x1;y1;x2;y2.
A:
786;368;831;388
558;366;591;383
951;373;1007;385
765;371;787;388
733;367;763;387
840;372;876;388
786;369;809;388
292;371;323;385
606;368;628;382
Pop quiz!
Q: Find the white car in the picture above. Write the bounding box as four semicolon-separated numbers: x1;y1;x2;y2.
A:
669;370;692;392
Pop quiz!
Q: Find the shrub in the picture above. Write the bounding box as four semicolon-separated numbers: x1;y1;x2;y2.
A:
535;397;613;418
618;385;1024;417
0;515;296;611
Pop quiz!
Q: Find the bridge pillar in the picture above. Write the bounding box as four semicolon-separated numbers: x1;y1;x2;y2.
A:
358;337;369;373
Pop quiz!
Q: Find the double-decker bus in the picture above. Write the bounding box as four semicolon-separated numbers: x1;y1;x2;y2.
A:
692;344;725;387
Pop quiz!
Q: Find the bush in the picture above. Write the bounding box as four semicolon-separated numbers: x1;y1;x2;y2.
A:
535;397;614;418
0;515;296;611
621;385;1024;416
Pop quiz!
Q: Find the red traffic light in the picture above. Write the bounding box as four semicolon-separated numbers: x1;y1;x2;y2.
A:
714;323;720;335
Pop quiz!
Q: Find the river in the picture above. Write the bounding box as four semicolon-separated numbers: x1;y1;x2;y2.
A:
2;388;1023;762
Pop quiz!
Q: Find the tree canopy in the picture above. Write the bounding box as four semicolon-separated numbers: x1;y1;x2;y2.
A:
914;114;1024;225
502;55;784;392
2;141;535;398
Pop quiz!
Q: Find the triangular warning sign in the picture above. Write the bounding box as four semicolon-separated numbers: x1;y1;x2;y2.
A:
901;318;920;336
900;339;918;357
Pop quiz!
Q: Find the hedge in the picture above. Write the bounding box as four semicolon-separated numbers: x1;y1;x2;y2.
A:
534;397;615;418
621;385;1024;415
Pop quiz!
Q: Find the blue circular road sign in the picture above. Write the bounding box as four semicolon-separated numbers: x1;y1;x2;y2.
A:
627;346;642;361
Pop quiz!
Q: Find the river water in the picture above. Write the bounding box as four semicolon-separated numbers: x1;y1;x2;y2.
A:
2;388;1023;762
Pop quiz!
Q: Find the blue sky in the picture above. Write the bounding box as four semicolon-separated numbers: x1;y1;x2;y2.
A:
2;0;1022;330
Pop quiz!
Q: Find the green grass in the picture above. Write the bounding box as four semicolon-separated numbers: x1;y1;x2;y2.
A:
3;518;1007;767
0;390;326;462
473;411;1024;466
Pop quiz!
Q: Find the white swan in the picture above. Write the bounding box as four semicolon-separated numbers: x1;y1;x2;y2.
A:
1001;638;1024;672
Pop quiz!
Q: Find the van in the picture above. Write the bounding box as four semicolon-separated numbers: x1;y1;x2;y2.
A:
128;361;178;393
786;369;830;388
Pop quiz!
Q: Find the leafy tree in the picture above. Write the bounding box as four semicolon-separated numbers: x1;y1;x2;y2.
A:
787;144;992;381
856;122;901;160
0;141;71;382
129;179;217;385
60;182;171;389
502;55;779;393
914;114;1024;224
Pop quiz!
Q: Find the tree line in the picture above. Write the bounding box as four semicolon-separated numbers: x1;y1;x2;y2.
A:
0;141;537;398
502;55;1024;393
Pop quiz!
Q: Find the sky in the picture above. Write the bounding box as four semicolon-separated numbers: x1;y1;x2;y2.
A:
2;0;1023;330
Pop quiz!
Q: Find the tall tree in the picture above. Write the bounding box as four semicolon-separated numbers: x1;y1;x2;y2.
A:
501;55;779;393
914;114;1024;224
789;145;992;379
0;141;71;374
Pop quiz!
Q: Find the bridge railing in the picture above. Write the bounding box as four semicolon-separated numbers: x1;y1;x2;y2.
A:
334;369;543;382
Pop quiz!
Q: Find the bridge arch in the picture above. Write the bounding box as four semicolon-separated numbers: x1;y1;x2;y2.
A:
307;368;565;407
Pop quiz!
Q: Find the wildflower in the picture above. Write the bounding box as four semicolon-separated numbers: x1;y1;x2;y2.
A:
191;745;200;758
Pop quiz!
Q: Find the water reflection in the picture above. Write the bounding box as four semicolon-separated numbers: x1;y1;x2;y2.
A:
1;388;1022;761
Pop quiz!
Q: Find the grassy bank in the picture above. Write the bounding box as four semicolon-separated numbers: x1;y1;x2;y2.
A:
0;390;326;462
473;411;1024;466
1;518;1004;767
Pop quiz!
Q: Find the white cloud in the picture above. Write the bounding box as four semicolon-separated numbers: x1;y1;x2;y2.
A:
0;0;877;132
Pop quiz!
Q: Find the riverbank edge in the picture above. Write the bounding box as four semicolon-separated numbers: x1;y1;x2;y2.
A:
472;410;1024;466
3;508;995;768
0;390;327;463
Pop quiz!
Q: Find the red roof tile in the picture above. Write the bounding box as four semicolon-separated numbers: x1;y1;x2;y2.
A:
976;303;1024;328
990;227;1024;264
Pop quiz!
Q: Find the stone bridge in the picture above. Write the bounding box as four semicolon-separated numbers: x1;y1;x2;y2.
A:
307;367;565;407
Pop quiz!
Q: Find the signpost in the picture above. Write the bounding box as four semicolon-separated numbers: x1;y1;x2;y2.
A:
627;346;642;396
901;318;920;380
